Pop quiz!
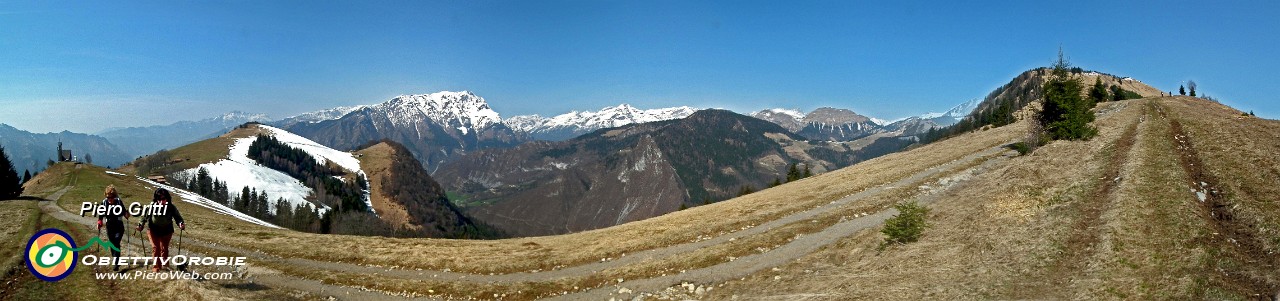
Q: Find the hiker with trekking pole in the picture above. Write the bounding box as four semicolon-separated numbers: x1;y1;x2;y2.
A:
136;188;185;272
96;185;130;273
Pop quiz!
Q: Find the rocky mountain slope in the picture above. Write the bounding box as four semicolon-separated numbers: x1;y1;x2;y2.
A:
436;109;909;236
793;107;882;141
284;91;527;171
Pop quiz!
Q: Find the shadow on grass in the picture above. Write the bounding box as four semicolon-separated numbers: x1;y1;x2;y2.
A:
219;281;271;292
8;196;51;201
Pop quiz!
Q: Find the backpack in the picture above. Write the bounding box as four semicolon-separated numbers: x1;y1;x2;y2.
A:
150;202;175;234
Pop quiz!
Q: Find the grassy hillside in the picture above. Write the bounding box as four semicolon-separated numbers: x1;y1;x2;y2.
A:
118;124;264;177
356;140;500;239
923;67;1164;144
3;163;315;300
704;96;1279;300
4;95;1275;300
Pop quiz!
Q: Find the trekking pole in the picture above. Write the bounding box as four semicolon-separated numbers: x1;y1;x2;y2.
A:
123;226;130;259
177;228;187;272
139;228;149;268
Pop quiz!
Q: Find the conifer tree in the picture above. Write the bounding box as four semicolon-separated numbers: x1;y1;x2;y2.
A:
237;186;250;211
22;170;31;184
248;188;259;214
256;191;270;218
1088;77;1110;105
196;167;212;196
1179;85;1186;95
1038;48;1096;141
0;145;22;199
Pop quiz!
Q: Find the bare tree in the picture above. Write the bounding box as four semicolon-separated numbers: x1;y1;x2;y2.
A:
1187;80;1198;97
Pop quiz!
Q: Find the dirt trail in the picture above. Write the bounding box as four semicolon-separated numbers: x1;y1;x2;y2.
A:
36;186;420;301
35;143;1013;300
186;143;1015;284
553;147;1019;300
1157;102;1280;298
1036;110;1143;298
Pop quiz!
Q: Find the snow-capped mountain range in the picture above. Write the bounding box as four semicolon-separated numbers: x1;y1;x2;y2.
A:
749;98;981;141
273;105;367;128
268;90;981;144
505;104;699;141
280;91;525;172
140;90;991;157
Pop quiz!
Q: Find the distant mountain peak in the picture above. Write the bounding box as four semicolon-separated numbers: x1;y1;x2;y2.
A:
378;91;502;130
506;104;699;140
803;107;871;125
750;108;807;132
944;98;982;118
277;105;367;126
219;111;271;122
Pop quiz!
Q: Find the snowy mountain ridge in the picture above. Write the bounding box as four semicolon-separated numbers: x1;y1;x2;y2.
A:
218;111;272;123
275;105;368;127
373;91;502;133
506;104;698;140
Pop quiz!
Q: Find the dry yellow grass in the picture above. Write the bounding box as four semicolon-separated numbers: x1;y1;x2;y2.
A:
230;158;992;299
1160;97;1280;253
702;100;1140;299
23;96;1271;300
170;117;1017;275
353;142;417;231
116;125;265;176
0;200;39;279
703;97;1279;300
10;111;1019;300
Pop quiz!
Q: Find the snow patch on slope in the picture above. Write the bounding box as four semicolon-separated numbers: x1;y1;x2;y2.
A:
258;125;364;173
175;125;372;215
944;98;982;119
137;176;281;229
760;108;805;120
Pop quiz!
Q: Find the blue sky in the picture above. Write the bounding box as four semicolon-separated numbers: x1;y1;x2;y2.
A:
2;0;1277;133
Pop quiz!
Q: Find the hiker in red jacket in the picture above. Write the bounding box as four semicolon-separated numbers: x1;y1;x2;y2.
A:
136;188;184;272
